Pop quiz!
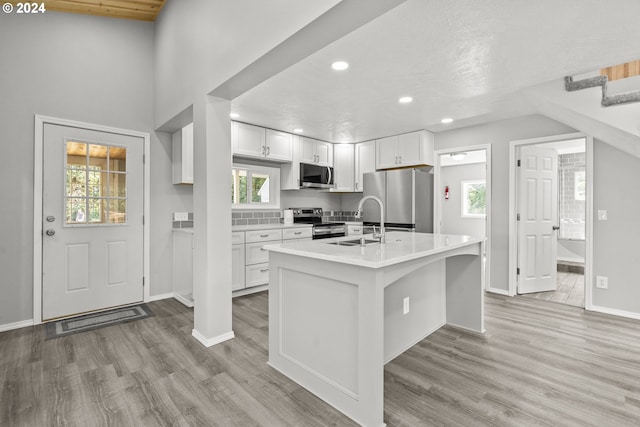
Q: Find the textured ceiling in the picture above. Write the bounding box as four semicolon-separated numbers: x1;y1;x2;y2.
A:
231;0;640;143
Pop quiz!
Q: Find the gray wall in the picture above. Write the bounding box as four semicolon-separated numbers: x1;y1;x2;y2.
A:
434;115;576;292
439;162;486;238
592;140;640;314
0;11;183;325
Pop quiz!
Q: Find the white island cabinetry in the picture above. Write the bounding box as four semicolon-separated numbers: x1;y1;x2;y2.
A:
266;232;484;426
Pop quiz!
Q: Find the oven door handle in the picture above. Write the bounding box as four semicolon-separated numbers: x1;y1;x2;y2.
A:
327;166;332;187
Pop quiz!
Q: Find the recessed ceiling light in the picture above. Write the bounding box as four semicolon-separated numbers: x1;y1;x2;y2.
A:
293;128;304;134
441;117;453;124
230;113;240;119
331;61;349;71
399;96;413;103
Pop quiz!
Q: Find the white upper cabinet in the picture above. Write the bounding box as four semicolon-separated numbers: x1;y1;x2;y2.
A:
172;122;194;184
332;143;355;192
355;140;375;191
231;121;292;162
300;137;333;167
232;122;265;158
375;130;434;169
265;129;293;161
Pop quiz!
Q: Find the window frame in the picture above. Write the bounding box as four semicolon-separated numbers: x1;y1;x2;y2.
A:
231;162;280;210
460;179;487;218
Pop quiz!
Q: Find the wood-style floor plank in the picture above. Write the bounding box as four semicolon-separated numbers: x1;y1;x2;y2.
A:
2;292;640;426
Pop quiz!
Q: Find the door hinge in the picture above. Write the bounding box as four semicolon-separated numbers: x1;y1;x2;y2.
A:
142;276;145;287
517;159;521;167
516;268;520;275
517;213;520;221
142;215;145;225
143;153;146;164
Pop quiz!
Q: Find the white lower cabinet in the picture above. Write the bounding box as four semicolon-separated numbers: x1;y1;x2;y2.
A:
347;224;364;236
232;226;310;295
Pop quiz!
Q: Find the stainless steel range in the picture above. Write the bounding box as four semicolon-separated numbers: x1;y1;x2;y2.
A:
291;208;346;239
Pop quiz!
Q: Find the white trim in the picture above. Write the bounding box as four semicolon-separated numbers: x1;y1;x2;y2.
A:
0;319;34;333
589;304;640;321
486;287;510;296
434;144;492;293
191;329;235;347
508;132;592;301
232;284;268;298
146;292;175;302
33;115;151;325
584;137;594;310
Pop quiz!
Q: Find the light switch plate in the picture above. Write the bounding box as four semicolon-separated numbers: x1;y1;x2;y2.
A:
597;210;608;221
596;276;608;289
173;212;189;221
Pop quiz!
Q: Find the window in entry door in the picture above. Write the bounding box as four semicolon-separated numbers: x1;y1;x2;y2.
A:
65;140;127;225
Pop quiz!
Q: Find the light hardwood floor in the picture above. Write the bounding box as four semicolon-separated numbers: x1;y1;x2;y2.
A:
2;292;640;426
519;271;584;307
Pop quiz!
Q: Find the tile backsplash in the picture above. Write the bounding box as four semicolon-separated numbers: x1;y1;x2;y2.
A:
232;210;282;226
231;210;360;226
172;210;361;228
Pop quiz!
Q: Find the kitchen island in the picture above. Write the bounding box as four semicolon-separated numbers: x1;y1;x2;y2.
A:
265;232;484;427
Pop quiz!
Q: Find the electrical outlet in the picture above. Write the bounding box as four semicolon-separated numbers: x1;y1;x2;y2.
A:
596;276;608;289
403;297;410;315
173;212;189;221
597;210;608;221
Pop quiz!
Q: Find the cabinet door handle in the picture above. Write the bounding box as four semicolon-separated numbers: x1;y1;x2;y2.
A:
266;146;270;156
262;146;266;155
294;231;302;235
260;234;269;237
260;268;269;273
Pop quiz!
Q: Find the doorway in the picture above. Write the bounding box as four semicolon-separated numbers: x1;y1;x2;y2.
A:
33;116;151;323
508;133;593;309
434;144;491;292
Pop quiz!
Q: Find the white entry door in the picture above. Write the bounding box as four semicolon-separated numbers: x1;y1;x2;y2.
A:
517;145;558;294
42;123;144;320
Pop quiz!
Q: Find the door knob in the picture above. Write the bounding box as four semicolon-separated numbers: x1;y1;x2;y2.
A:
46;215;55;222
552;225;560;231
45;229;55;236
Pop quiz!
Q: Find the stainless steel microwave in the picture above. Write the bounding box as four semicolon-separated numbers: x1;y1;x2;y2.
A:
300;162;334;189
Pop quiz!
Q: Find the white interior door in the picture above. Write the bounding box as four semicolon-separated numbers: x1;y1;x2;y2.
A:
517;145;558;294
42;123;144;320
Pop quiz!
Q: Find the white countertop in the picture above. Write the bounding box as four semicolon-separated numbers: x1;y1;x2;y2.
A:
264;232;483;269
232;223;313;232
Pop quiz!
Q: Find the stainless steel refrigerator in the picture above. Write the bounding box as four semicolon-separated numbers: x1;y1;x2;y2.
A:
362;168;433;232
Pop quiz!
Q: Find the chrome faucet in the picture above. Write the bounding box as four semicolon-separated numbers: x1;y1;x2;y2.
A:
355;195;385;244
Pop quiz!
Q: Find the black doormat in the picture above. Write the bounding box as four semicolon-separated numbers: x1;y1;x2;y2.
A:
45;304;154;340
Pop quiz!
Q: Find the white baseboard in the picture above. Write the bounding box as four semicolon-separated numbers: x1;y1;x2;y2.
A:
233;284;268;298
486;287;510;296
589;304;640;321
146;292;174;302
0;319;34;333
192;329;235;347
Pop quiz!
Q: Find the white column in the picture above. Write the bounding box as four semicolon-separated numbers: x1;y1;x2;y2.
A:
191;95;234;346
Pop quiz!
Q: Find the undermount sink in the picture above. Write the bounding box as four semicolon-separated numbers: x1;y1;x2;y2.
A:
327;238;380;247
